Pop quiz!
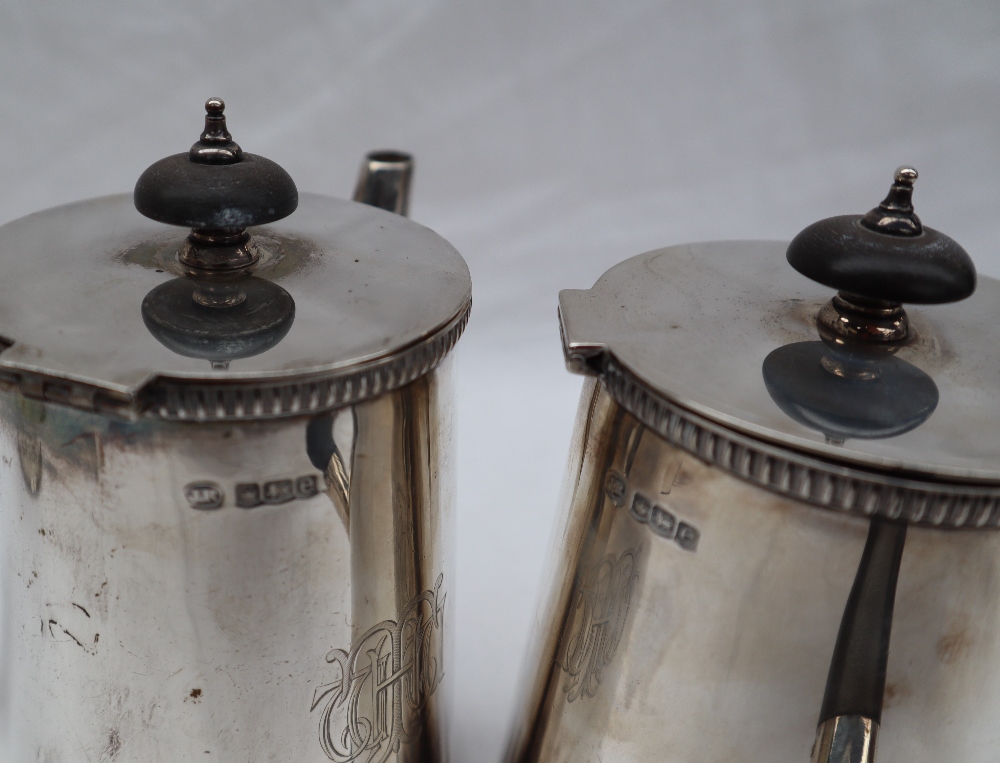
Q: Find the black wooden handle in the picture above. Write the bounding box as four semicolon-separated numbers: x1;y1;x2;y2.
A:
819;517;907;725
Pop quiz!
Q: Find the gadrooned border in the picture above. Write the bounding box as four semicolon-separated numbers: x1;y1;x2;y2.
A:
142;299;471;421
599;355;1000;530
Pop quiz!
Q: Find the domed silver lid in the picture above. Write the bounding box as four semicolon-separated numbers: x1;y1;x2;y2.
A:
560;169;1000;529
0;100;471;421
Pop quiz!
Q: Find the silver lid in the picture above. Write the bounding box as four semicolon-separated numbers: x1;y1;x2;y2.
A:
560;174;1000;529
0;101;470;421
0;192;470;421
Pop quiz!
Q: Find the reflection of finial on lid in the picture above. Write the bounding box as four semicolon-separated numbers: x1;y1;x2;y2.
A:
141;276;295;368
762;341;939;444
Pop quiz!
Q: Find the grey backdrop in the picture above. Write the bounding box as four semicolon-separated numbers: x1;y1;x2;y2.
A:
1;2;998;760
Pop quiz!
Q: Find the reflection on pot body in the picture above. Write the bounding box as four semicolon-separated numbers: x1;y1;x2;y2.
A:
507;379;1000;762
0;361;454;762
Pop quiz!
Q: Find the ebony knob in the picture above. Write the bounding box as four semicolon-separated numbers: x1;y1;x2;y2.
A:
786;168;976;347
134;98;298;230
134;99;298;335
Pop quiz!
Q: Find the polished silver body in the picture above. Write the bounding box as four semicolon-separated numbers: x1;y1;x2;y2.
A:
506;379;1000;762
0;365;454;761
0;154;469;762
507;240;1000;762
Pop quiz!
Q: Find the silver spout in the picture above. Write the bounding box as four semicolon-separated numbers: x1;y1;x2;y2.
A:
353;150;414;217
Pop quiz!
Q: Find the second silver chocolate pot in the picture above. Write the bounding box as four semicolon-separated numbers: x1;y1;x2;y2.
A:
0;100;471;762
505;169;1000;762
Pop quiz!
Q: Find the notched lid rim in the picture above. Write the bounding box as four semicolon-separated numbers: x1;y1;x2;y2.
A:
0;298;470;422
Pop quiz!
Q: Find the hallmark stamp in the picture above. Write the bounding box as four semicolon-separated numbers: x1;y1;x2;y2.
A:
559;548;640;702
629;492;700;551
295;474;319;499
263;479;294;504
311;574;446;762
184;482;224;510
605;470;627;507
611;468;701;552
235;474;322;509
648;504;677;538
675;521;700;551
235;483;262;508
629;492;652;521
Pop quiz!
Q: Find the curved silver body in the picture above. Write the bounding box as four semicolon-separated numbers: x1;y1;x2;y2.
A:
506;379;1000;762
0;359;455;762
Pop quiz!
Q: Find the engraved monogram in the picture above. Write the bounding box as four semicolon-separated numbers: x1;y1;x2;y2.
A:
559;548;640;702
311;574;446;763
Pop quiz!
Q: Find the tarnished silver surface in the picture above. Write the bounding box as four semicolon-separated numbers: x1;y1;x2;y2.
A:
559;240;1000;483
0;134;465;763
506;380;1000;762
811;716;878;763
0;192;471;419
0;358;455;762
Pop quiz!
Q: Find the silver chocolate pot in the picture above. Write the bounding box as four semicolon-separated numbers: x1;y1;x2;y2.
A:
504;169;1000;762
0;100;470;762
